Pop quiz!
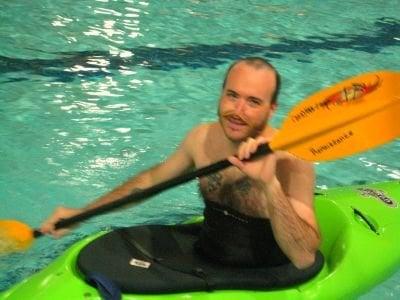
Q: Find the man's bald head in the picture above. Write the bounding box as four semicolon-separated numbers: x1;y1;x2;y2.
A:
222;57;281;105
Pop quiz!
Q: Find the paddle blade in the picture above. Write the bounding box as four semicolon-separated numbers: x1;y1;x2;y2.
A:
0;220;34;255
270;71;400;161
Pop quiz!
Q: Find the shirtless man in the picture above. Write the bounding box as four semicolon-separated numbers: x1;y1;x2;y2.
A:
41;57;320;269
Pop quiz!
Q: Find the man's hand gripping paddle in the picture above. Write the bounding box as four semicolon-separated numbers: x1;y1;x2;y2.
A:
1;70;399;255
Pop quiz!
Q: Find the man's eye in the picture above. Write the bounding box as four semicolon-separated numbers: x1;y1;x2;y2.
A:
249;99;261;106
227;92;238;98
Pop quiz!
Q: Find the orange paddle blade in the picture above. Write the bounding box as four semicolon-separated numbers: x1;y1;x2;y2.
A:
0;220;34;255
270;71;400;161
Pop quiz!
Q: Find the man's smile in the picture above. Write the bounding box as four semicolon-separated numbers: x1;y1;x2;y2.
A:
225;115;247;131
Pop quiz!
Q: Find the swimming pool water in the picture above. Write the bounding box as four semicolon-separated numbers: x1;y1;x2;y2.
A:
1;0;399;297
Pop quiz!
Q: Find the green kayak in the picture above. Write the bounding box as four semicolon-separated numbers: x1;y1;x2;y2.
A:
1;180;400;299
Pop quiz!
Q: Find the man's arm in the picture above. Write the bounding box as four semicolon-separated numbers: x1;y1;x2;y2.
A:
228;137;320;269
263;156;320;269
41;127;199;236
84;138;195;210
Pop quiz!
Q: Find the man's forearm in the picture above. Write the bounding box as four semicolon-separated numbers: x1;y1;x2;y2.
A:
261;177;320;269
84;167;157;211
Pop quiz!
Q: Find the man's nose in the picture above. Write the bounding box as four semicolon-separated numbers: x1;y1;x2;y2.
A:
234;98;246;114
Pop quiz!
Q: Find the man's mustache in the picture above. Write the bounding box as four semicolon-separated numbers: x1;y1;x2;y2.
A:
220;111;248;125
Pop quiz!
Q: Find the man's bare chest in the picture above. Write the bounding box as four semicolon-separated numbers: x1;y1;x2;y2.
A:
198;169;269;218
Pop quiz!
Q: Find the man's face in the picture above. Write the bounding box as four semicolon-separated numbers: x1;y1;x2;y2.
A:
218;62;277;142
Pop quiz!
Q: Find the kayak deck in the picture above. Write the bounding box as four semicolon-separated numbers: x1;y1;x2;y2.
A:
1;181;400;299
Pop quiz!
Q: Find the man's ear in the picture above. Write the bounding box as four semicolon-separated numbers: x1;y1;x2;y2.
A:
268;103;278;119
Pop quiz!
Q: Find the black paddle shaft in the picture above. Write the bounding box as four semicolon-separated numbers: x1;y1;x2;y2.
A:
33;143;272;238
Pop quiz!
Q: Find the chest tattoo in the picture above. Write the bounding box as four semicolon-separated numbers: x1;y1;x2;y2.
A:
236;178;252;198
200;172;265;216
205;173;223;193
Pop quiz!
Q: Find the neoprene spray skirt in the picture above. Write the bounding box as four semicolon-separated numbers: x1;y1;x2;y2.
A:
77;223;323;294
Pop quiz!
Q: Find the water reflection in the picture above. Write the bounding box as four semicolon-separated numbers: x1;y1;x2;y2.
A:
359;157;400;180
1;17;398;82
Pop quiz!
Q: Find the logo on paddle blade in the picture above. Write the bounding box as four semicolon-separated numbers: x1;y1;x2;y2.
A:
320;76;381;109
291;76;381;123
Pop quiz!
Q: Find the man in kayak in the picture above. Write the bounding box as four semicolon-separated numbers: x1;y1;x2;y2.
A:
41;57;320;269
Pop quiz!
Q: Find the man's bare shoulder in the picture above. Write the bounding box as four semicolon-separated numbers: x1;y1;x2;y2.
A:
184;122;221;162
186;122;218;142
